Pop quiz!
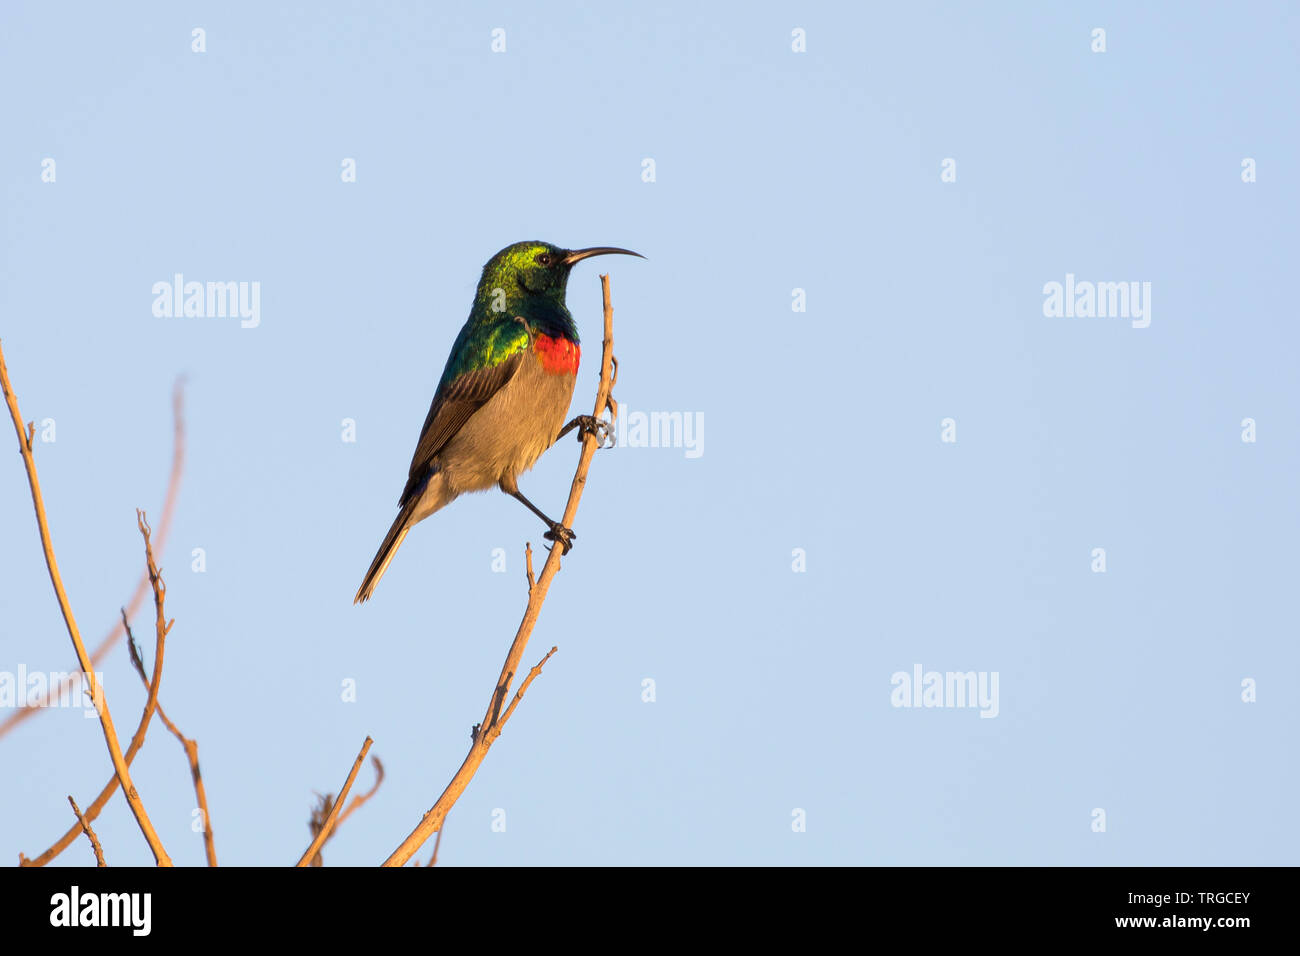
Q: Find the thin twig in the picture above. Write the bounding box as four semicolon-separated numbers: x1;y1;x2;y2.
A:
525;542;536;592
335;756;385;829
305;755;386;865
0;341;172;866
67;797;106;867
498;647;558;730
123;608;218;867
296;737;374;867
0;379;184;741
380;273;621;867
20;513;174;867
424;827;443;867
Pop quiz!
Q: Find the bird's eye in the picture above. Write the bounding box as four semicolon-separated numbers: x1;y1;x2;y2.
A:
536;253;553;267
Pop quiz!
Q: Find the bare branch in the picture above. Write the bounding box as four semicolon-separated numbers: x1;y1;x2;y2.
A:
0;341;172;866
335;756;385;830
305;756;385;866
497;646;558;731
296;737;374;867
424;827;444;867
20;513;174;867
123;607;218;867
67;797;106;867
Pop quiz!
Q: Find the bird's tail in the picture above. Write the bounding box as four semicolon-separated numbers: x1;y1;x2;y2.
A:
354;500;417;604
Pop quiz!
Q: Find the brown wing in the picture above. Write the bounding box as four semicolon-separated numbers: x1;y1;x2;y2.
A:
399;352;524;506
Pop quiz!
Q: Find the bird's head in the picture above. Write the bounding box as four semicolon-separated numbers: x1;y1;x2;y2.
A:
478;241;642;304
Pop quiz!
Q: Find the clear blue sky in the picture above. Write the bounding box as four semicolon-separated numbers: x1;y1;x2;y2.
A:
2;1;1297;866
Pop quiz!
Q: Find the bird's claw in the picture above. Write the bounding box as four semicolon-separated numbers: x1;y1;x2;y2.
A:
571;415;613;448
544;523;576;554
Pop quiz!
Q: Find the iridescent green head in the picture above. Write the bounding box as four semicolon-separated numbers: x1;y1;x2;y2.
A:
476;241;642;304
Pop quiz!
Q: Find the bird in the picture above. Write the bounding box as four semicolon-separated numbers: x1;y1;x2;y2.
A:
354;240;642;604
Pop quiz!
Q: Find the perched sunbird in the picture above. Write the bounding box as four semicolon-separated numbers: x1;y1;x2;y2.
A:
355;240;642;604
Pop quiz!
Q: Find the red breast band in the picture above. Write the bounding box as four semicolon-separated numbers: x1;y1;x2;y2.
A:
533;333;580;375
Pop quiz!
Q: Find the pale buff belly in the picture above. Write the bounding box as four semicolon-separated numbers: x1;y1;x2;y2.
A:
433;352;576;500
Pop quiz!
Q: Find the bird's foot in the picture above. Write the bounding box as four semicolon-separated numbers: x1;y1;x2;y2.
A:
543;522;577;554
560;415;613;448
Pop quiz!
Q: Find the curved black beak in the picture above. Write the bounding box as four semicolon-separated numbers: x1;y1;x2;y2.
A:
562;246;645;266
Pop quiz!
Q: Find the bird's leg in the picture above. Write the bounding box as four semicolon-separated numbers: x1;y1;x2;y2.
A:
508;489;576;554
557;414;613;447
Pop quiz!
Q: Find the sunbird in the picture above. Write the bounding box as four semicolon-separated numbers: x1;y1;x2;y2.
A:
355;240;642;603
